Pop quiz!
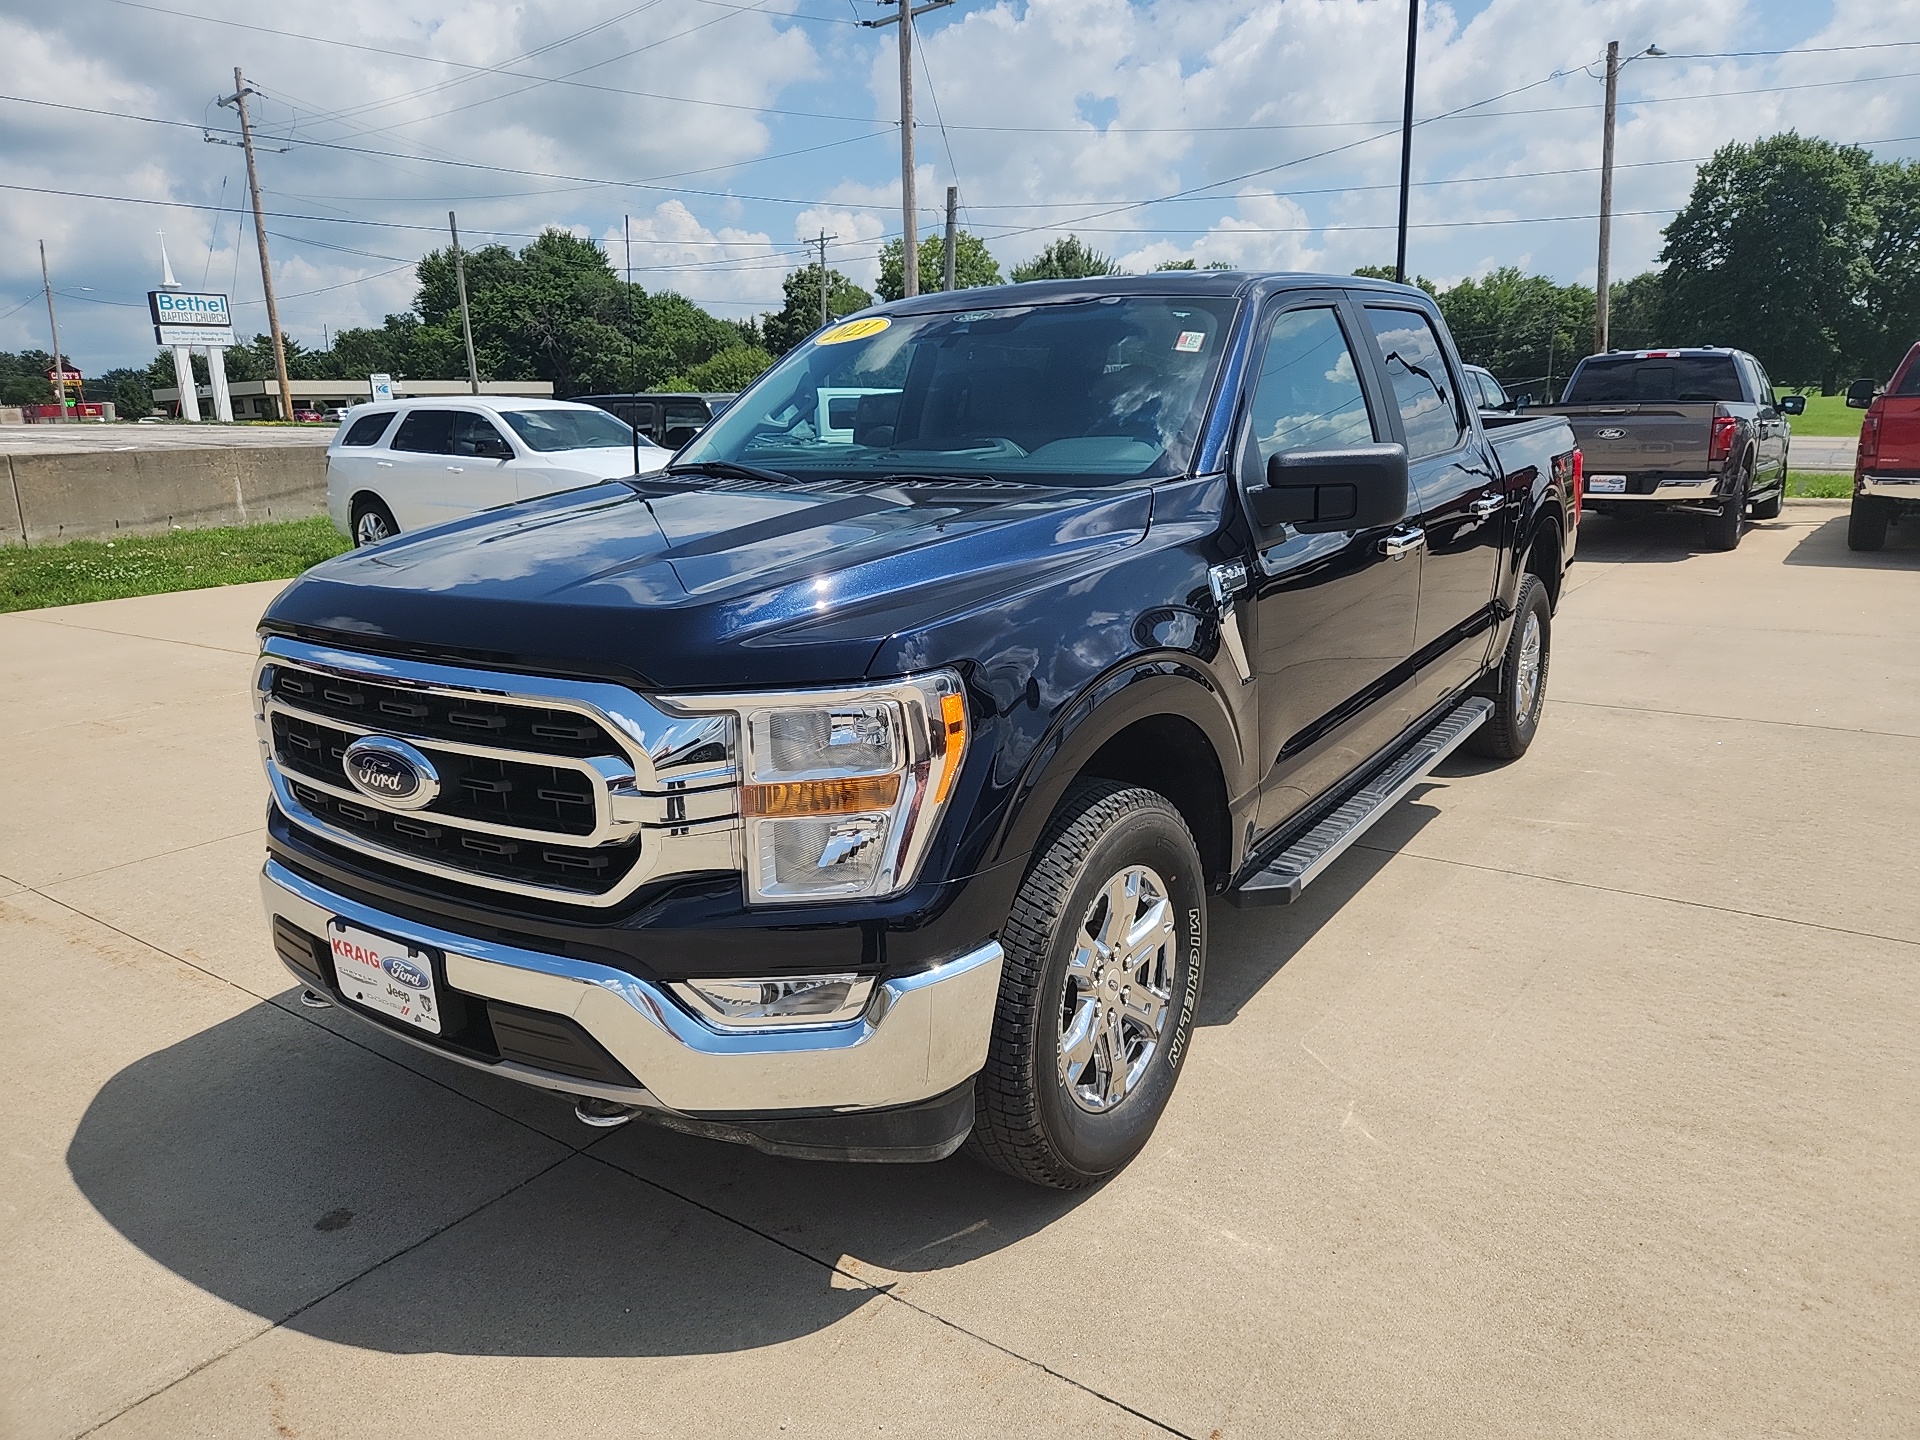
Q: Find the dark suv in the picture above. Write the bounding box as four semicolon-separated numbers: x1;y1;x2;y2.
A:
574;392;735;449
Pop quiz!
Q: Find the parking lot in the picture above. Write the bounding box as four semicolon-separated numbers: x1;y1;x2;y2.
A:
2;500;1915;1439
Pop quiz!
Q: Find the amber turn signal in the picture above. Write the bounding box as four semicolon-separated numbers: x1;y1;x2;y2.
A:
932;691;968;804
743;774;901;817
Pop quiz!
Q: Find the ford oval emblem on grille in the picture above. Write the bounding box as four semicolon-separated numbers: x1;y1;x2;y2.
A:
341;735;441;811
1596;427;1628;440
382;954;432;989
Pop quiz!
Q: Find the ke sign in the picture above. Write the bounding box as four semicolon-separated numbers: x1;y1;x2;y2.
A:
369;373;394;402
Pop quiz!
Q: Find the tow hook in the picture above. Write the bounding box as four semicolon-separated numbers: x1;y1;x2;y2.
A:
573;1096;639;1129
1207;561;1254;685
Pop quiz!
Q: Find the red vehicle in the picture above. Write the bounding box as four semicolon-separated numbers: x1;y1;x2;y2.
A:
1847;343;1920;550
293;409;327;423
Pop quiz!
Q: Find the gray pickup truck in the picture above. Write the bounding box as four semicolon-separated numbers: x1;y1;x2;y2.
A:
1536;347;1804;550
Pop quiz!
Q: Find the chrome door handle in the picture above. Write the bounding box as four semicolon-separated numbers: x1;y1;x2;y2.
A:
1468;495;1504;519
376;460;394;468
1381;526;1426;559
446;465;464;473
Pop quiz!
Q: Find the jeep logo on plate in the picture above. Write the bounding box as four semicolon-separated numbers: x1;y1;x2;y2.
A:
340;735;440;811
1596;427;1628;440
382;954;432;990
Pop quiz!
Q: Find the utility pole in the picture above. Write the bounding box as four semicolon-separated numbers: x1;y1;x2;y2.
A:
449;211;479;395
1394;0;1419;285
865;0;952;299
1595;40;1619;355
222;69;294;423
810;231;836;327
942;185;958;292
624;215;640;477
39;240;65;423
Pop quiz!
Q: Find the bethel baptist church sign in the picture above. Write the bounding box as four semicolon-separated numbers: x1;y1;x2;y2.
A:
148;290;236;347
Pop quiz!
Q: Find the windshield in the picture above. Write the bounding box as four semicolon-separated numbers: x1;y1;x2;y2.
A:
677;296;1239;483
500;407;646;452
1564;355;1744;404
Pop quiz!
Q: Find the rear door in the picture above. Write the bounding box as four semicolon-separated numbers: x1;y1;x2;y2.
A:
1744;355;1787;483
1360;303;1506;706
1239;293;1422;836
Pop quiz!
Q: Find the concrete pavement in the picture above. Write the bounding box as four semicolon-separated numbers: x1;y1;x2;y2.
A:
0;424;334;457
2;502;1916;1438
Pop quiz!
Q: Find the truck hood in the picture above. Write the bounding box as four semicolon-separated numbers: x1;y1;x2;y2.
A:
264;474;1153;690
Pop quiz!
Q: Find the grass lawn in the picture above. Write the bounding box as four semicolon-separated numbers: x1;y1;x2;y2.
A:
1;516;348;614
1783;392;1868;437
1786;471;1853;498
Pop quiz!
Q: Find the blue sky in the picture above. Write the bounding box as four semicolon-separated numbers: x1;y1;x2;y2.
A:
2;0;1910;373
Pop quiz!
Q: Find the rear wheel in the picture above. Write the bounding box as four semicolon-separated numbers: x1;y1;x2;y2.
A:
968;781;1205;1190
351;497;398;547
1848;494;1890;552
1703;465;1748;551
1470;574;1550;761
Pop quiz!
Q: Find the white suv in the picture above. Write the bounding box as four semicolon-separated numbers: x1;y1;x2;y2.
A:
327;396;670;546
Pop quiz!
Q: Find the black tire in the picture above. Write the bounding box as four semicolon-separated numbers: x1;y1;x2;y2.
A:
1470;574;1551;762
351;496;398;547
1703;465;1748;551
968;781;1206;1190
1848;494;1890;552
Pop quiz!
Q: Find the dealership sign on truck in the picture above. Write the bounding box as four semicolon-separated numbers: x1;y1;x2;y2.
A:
148;290;236;347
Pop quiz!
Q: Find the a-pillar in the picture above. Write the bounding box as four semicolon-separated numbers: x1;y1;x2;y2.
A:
206;346;234;422
171;345;201;421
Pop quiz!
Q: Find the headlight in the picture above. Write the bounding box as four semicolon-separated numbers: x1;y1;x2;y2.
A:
671;671;968;904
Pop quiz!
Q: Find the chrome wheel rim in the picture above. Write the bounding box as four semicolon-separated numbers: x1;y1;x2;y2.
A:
1516;611;1544;722
354;511;392;546
1058;863;1178;1113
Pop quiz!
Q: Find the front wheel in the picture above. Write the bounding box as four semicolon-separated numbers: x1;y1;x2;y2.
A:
968;781;1206;1190
1470;574;1551;761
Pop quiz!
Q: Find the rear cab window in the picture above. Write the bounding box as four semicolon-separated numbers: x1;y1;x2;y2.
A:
341;412;395;447
1363;306;1465;459
390;410;457;454
1563;355;1745;404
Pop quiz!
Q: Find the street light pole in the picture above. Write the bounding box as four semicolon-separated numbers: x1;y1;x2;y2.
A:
1394;0;1420;285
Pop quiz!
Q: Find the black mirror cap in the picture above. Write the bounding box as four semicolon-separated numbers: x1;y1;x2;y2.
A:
1514;392;1532;412
1779;394;1807;415
1846;378;1877;409
1260;444;1410;534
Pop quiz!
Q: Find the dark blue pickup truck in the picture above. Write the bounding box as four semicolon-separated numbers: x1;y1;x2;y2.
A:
253;273;1578;1189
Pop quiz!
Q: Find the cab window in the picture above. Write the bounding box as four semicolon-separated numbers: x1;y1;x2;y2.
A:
1363;307;1464;459
390;410;457;454
1246;306;1376;466
452;413;513;458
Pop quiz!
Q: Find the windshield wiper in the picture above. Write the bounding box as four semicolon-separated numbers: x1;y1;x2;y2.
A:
663;459;801;486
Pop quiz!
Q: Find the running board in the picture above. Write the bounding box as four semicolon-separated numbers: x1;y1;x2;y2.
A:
1229;697;1493;907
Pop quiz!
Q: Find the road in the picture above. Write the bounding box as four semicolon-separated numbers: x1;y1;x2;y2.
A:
2;502;1915;1439
1790;434;1857;472
0;423;335;457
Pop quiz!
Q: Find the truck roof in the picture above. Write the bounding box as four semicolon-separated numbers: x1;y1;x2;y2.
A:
876;270;1435;315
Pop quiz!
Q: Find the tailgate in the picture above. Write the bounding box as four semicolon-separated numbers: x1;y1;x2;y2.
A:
1556;405;1715;474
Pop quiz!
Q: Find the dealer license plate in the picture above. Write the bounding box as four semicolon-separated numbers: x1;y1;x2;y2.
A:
328;920;442;1035
1588;474;1628;494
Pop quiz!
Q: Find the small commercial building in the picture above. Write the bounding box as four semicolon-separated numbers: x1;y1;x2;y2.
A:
150;378;555;420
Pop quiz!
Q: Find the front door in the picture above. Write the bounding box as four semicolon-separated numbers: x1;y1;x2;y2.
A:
1360;304;1505;709
1237;295;1423;836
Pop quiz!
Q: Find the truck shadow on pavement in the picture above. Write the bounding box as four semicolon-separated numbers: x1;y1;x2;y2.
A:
1574;511;1793;560
1783;514;1920;567
65;800;1440;1358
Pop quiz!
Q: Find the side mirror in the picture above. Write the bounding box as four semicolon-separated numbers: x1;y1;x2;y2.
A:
1257;444;1409;534
1514;392;1532;412
1779;394;1806;415
1845;377;1877;409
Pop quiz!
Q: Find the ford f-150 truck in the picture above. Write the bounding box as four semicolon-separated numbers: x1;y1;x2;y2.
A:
1845;341;1920;550
252;273;1578;1190
1538;346;1802;550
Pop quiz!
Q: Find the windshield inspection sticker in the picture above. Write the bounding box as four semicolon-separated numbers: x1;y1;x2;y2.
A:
1174;330;1207;353
817;316;891;345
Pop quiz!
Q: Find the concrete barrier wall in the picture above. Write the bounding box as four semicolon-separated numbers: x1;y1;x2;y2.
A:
2;446;328;546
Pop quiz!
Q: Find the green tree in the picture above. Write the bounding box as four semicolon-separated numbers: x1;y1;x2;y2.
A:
763;264;873;355
98;366;153;419
1660;133;1877;384
1858;158;1920;380
1606;271;1666;352
1436;267;1594;397
1351;264;1439;296
1012;235;1121;283
0;349;57;406
664;345;775;392
876;231;1002;301
1153;259;1234;271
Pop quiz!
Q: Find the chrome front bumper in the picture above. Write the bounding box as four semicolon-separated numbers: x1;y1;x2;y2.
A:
261;859;1003;1118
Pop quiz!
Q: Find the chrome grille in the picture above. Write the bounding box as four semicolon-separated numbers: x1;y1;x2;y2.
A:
255;637;740;907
